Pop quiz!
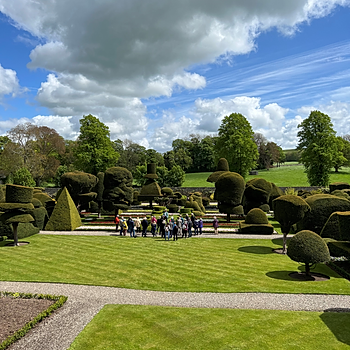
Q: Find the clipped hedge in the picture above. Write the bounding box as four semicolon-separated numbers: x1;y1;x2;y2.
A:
320;211;350;241
0;291;67;350
0;221;39;239
206;158;230;183
5;184;33;203
295;194;350;234
326;240;350;259
239;208;274;234
329;182;350;192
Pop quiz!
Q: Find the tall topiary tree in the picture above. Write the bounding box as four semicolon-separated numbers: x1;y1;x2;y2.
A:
215;172;245;222
243;178;272;214
287;230;330;277
207;158;230;183
138;163;162;208
103;166;133;214
273;195;310;254
215;113;258;178
297;110;343;186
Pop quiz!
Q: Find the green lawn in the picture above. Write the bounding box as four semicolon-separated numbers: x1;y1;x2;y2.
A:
1;235;349;294
183;165;350;187
69;305;350;350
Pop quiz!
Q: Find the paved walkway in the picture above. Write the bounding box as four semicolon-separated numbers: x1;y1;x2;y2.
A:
1;281;350;350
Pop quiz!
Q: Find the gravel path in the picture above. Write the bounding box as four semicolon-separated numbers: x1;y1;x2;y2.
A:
1;281;350;350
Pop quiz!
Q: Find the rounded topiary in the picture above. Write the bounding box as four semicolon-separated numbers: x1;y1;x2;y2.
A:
245;208;269;224
244;178;272;203
206;158;230;183
6;184;34;203
161;187;173;196
215;172;245;206
287;230;330;276
32;198;43;208
202;197;210;206
180;208;191;214
167;204;179;213
331;190;350;200
173;191;182;199
329;182;350;192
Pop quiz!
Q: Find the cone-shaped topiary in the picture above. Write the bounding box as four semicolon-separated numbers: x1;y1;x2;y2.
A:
215;172;245;222
206;158;230;183
273;195;310;253
287;230;330;276
45;187;82;231
239;208;274;234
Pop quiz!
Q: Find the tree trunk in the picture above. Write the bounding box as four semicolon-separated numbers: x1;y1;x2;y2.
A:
282;233;287;254
227;213;230;223
13;223;19;246
305;263;311;276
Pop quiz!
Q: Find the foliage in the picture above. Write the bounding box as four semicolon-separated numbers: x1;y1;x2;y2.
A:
74;115;119;175
297;110;342;186
115;139;146;173
166;165;185;187
215;113;258;178
320;211;350;241
333;136;350;172
287;230;330;275
45;187;82;231
239;208;274;234
12;167;36;187
188;135;216;172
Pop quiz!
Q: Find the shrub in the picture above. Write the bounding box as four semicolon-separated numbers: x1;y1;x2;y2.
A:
295;194;350;234
167;204;179;213
202;197;210;206
287;230;330;276
245;208;269;224
329;182;350;192
6;184;33;203
320;211;350;241
239;208;274;234
12;167;36;187
326;240;350;259
206;158;230;183
284;187;298;196
161;187;173;196
331;190;350;200
45;187;82;231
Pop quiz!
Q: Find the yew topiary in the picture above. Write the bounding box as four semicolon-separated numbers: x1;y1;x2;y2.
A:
320;211;350;241
6;184;33;203
243;178;272;214
206;158;230;183
239;208;274;234
329;182;350;192
273;195;310;253
295;194;350;234
287;230;330;276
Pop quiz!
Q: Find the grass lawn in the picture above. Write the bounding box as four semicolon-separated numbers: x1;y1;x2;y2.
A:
1;235;349;294
69;305;350;350
183;165;350;188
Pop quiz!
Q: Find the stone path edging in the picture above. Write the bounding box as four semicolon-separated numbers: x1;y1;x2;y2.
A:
1;281;350;350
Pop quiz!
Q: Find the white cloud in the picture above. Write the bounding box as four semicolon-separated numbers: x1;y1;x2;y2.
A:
1;0;350;150
0;64;20;98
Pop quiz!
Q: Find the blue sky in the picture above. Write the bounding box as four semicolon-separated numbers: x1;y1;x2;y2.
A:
1;1;350;151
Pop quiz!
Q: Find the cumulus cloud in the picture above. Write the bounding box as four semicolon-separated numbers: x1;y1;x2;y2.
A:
0;64;20;98
1;0;350;149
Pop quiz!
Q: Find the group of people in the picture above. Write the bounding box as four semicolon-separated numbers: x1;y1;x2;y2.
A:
113;210;218;240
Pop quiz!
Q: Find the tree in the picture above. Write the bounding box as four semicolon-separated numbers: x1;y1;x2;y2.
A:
215;113;258;178
333;136;350;172
74;115;119;175
190;135;216;172
174;148;192;171
163;150;176;169
297;110;341;186
116;139;146;173
12;167;36;187
166;165;185;187
145;149;164;166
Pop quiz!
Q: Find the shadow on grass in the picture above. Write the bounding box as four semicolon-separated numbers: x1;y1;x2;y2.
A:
271;237;291;246
238;246;274;254
265;271;300;281
320;310;350;346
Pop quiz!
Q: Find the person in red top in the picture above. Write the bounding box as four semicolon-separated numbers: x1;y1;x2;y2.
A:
114;214;120;232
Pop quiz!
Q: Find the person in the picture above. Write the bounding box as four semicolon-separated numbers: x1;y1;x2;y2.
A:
128;217;136;238
141;217;148;237
165;222;170;241
122;218;128;236
191;212;195;225
177;215;183;237
163;208;169;223
135;217;141;234
156;216;162;235
114;214;120;232
160;216;166;238
182;220;188;238
172;222;178;241
198;218;203;235
151;216;157;237
119;216;125;235
193;218;199;235
188;218;193;237
213;216;219;235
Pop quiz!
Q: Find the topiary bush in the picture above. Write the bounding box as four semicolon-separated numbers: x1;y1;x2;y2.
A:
239;208;274;234
12;167;36;187
243;178;272;214
206;158;230;183
295;194;350;234
167;204;179;213
202;197;210;206
320;211;350;241
329;182;350;192
287;230;330;276
331;190;350;200
6;184;33;203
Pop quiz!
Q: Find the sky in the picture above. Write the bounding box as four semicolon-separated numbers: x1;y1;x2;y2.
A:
1;0;350;152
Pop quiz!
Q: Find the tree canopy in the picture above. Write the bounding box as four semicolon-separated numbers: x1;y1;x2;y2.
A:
297;110;342;186
74;114;119;175
215;113;258;178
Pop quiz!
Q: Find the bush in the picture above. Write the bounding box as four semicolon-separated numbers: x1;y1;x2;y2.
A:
245;208;269;224
6;184;33;203
320;211;350;241
326;240;350;259
287;230;330;275
295;194;350;234
329;182;350;192
167;204;179;213
12;167;36;187
239;208;274;234
202;197;210;206
206;158;230;183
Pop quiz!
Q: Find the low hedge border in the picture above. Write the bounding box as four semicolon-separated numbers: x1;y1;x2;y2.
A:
327;262;350;281
0;291;68;350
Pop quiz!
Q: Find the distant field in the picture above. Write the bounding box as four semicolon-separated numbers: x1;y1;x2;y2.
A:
183;164;350;187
